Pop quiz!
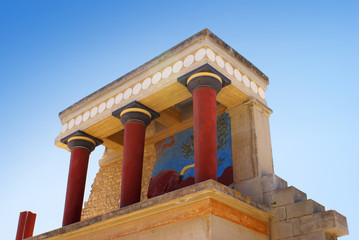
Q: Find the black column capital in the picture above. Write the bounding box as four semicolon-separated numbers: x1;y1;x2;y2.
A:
61;131;103;152
112;101;159;126
187;72;223;94
177;64;231;94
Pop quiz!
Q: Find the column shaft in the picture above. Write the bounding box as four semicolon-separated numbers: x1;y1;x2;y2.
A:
62;148;90;226
120;121;146;207
15;211;36;240
193;87;218;182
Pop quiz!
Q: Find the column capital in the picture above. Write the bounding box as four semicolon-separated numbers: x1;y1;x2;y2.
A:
112;101;159;126
60;131;103;152
187;72;223;94
177;64;231;94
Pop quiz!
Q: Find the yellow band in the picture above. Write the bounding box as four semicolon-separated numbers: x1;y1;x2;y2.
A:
120;108;152;118
187;72;222;85
68;136;96;146
180;164;195;175
70;146;91;151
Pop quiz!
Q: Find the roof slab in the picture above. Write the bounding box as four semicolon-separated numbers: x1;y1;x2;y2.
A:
55;29;270;151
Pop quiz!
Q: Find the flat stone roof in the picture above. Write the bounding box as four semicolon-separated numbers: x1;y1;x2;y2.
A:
29;180;271;240
59;29;268;118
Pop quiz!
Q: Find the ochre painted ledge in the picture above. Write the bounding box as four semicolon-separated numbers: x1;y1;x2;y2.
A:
29;180;272;240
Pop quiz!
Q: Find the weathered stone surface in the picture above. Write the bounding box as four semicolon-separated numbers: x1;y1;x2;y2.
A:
271;218;300;239
81;144;156;220
263;186;307;207
234;174;287;203
298;231;337;240
261;174;287;193
280;237;299;240
299;210;348;237
272;206;287;222
211;215;268;240
81;150;122;220
227;100;273;187
286;199;324;219
141;144;157;201
235;177;263;202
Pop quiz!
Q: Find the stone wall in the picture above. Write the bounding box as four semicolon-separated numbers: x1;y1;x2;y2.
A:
235;174;348;240
81;149;122;220
141;145;157;201
81;145;156;220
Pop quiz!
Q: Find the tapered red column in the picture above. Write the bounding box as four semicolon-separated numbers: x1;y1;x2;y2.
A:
119;108;152;207
187;72;223;183
15;211;36;240
61;132;102;226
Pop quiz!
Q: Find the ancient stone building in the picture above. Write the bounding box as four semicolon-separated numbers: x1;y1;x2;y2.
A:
26;29;348;240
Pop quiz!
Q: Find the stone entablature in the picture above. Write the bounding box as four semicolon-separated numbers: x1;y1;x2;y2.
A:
55;29;269;151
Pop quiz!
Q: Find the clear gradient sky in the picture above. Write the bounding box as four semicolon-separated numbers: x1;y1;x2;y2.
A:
0;1;358;239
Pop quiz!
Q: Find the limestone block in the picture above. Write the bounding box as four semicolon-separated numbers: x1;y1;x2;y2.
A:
272;206;287;222
228;104;256;181
299;210;348;237
298;231;337;240
263;186;307;207
235;174;287;203
210;215;269;240
234;177;263;202
261;174;287;193
280;237;299;240
227;100;274;186
286;199;324;219
271;218;300;239
251;102;274;177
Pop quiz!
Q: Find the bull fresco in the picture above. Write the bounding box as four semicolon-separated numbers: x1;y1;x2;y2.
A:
148;113;233;198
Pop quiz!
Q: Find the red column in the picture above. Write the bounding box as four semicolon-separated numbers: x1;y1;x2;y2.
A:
15;211;36;240
61;132;101;226
117;107;153;207
120;121;146;207
193;87;218;182
62;147;90;226
187;72;223;183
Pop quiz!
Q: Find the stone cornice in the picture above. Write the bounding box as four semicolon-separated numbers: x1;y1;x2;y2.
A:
59;29;268;119
56;30;270;147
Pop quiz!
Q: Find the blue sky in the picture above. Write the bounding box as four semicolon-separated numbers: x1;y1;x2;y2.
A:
0;1;358;239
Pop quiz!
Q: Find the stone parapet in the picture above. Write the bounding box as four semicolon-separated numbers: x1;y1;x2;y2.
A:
233;174;348;239
29;180;271;240
264;186;307;207
299;210;348;237
286;200;325;219
264;180;348;239
234;174;287;202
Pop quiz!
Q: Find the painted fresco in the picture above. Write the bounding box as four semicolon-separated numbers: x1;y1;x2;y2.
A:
147;113;233;198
